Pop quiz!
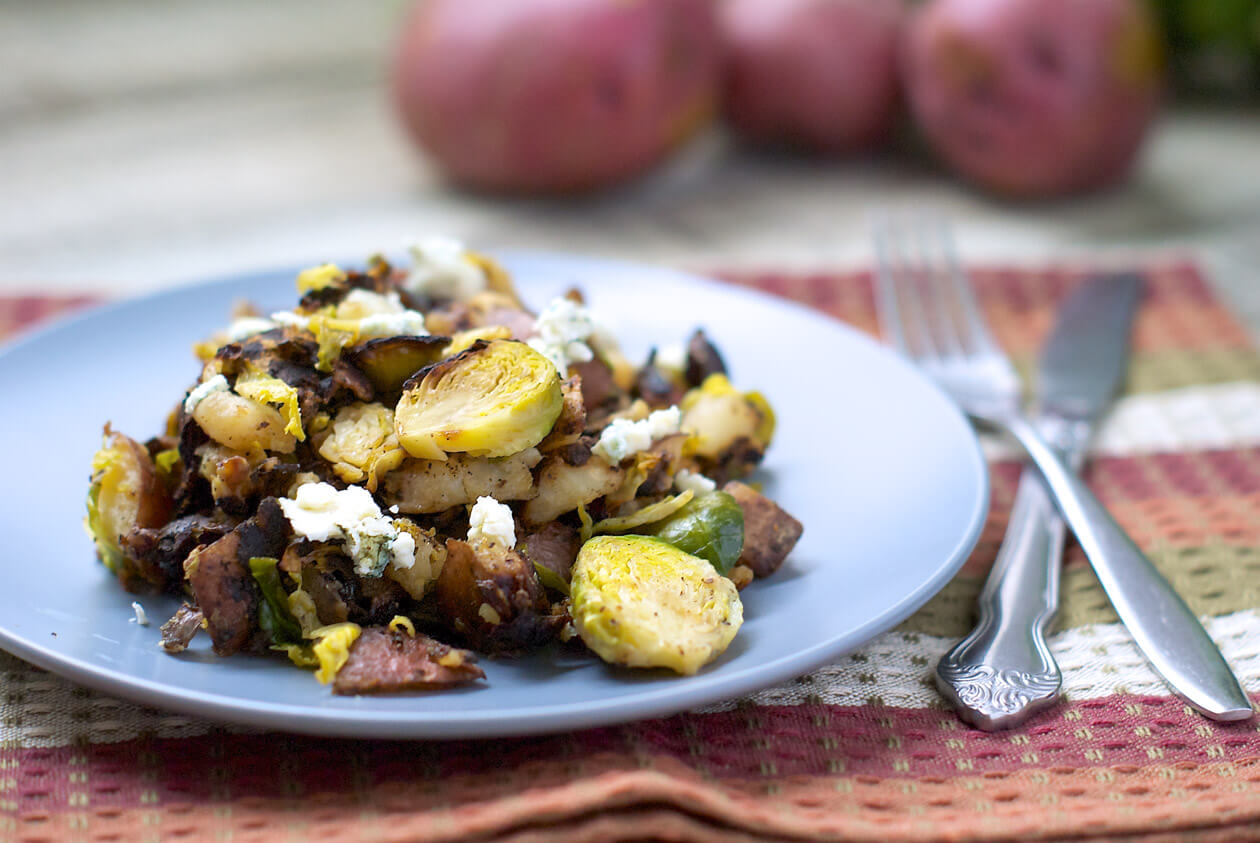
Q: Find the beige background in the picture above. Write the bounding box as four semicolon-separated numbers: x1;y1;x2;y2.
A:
2;0;1258;329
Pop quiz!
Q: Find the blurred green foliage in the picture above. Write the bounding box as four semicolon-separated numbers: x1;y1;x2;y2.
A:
1151;0;1260;99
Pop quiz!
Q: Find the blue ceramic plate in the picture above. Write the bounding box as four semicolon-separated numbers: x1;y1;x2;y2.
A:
0;254;986;738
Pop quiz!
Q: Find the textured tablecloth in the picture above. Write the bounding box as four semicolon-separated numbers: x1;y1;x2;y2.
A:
0;263;1257;842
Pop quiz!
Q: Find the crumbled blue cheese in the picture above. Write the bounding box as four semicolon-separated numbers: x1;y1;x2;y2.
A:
467;496;516;549
357;311;429;339
674;469;716;495
527;297;596;376
654;342;687;373
335;290;429;338
184;374;230;415
225;316;278;342
592;406;682;464
129;601;149;626
403;236;487;301
278;482;413;578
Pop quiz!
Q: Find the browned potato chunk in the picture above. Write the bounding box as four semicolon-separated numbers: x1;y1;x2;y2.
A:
723;481;803;577
434;539;560;652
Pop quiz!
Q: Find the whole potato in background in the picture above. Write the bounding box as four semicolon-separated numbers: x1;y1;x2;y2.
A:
392;0;721;194
903;0;1163;198
721;0;906;154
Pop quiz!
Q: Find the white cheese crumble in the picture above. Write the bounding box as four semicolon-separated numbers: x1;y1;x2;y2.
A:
654;342;687;373
339;288;404;317
225;316;278;342
592;406;682;464
184;374;230;415
269;310;311;329
467;496;517;549
674;469;716;495
403;236;487;301
357;311;430;339
278;482;412;578
527;297;596;376
129;601;149;626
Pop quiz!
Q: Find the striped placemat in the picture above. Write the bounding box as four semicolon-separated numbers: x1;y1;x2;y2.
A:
0;262;1256;842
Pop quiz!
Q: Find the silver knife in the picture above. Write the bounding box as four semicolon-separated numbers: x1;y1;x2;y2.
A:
937;274;1251;729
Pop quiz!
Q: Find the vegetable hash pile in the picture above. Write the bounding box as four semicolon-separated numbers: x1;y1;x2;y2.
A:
86;239;803;694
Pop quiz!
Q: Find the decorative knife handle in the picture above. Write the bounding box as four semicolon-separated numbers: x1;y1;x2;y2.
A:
936;468;1064;730
1007;416;1255;722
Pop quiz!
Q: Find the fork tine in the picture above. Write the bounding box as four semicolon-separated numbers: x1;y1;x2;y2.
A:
877;216;942;365
871;216;911;356
933;216;1004;356
913;214;966;361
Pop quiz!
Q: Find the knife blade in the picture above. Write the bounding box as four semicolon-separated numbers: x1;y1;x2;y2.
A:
936;274;1141;730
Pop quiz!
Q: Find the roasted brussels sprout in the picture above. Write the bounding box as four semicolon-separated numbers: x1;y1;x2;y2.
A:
679;374;775;481
86;426;174;589
394;340;563;461
643;491;745;575
344;335;448;394
316;402;406;491
570;536;743;675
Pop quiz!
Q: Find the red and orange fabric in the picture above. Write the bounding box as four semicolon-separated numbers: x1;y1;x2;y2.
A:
0;262;1257;842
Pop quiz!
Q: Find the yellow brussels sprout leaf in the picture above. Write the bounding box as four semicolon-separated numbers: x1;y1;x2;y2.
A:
443;325;512;358
296;263;346;293
591;490;694;536
310;622;362;684
154;448;182;476
233;366;305;441
570;535;743;675
308;309;360;372
287;588;321;636
394;340;563;461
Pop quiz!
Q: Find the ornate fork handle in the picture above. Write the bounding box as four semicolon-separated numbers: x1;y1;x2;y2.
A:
1001;414;1254;722
936;464;1065;730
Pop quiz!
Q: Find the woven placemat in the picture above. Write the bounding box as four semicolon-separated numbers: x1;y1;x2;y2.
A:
0;263;1257;842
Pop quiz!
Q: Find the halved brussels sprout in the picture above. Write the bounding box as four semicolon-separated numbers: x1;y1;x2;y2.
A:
86;426;173;583
643;490;745;575
345;335;448;394
316;402;406;491
570;536;742;675
394;340;562;461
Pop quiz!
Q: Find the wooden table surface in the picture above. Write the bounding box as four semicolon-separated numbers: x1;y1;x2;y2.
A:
2;0;1258;330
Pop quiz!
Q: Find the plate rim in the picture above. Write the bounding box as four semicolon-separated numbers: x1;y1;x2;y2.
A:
0;252;989;739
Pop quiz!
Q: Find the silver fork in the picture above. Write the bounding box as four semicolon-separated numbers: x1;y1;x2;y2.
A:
872;214;1254;723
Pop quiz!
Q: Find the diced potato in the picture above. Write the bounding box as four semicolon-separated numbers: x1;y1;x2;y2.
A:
521;455;624;526
192;388;296;454
380;448;542;514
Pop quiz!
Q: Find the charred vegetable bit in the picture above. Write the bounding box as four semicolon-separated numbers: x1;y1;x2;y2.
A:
88;242;803;694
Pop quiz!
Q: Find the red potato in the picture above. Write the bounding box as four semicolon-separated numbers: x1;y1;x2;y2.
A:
392;0;722;194
721;0;906;154
903;0;1163;198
